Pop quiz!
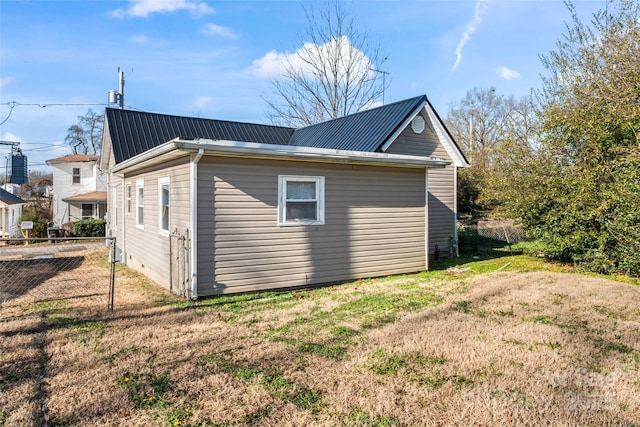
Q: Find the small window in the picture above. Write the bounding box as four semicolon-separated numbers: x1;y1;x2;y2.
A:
159;177;170;235
81;203;93;219
136;179;144;229
126;184;131;214
112;187;118;229
72;168;81;184
278;176;325;226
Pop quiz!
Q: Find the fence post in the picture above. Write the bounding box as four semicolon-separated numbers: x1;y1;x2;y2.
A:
108;238;116;312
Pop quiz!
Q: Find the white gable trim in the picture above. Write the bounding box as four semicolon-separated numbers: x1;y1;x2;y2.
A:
423;103;469;168
380;99;428;153
380;101;469;168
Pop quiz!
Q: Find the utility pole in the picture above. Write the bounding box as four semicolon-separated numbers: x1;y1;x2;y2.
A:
109;67;125;109
0;141;20;186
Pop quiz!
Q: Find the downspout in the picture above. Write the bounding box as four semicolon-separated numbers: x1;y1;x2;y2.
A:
190;149;204;300
425;169;429;271
121;175;127;264
453;166;459;256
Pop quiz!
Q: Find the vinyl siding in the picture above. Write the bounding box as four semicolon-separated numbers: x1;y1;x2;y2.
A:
385;112;457;254
197;157;426;295
119;157;191;289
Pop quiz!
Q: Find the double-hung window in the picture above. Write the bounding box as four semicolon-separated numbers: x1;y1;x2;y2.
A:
278;176;325;226
158;177;170;235
136;179;144;228
112;187;118;229
72;168;81;184
125;184;132;215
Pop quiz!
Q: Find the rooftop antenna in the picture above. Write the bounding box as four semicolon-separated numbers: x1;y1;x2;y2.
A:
108;67;125;109
371;57;389;105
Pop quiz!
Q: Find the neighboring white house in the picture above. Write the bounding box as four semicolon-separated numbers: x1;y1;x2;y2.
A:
46;154;107;226
0;187;26;238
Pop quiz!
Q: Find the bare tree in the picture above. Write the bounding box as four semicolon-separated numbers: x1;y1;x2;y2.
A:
445;87;539;221
64;109;104;155
265;1;387;127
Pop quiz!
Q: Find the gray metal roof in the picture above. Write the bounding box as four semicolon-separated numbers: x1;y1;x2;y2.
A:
105;95;437;164
289;96;426;152
0;188;26;205
105;108;295;164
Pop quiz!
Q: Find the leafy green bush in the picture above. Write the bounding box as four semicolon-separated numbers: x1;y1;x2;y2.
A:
19;210;47;238
72;219;106;237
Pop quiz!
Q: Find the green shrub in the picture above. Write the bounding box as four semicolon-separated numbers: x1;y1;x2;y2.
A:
72;219;106;237
19;210;47;238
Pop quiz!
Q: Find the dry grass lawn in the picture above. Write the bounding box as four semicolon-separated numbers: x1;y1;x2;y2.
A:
1;253;639;426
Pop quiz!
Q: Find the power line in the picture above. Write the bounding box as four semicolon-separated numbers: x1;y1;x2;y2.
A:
1;101;108;108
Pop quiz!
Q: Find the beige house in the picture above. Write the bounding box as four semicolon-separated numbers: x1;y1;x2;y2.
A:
101;95;468;297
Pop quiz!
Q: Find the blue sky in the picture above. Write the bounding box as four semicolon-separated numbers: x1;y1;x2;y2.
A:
1;0;606;172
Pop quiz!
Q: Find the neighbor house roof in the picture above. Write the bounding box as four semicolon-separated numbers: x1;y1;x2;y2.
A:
46;154;100;164
62;191;107;203
105;109;295;164
0;187;26;206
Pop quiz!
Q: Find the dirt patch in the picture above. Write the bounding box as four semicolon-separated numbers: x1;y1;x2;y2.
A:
1;268;639;426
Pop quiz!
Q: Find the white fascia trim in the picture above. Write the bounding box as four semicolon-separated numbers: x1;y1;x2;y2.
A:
423;104;470;168
380;99;428;152
174;138;450;169
111;142;180;173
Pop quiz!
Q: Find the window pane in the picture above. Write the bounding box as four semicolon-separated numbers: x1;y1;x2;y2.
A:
287;181;316;200
161;185;169;231
286;201;317;220
82;204;92;218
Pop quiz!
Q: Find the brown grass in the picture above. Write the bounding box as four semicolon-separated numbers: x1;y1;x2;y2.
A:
1;257;639;426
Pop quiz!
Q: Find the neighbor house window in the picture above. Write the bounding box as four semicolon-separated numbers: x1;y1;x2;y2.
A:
125;184;131;214
159;177;170;235
81;203;93;219
136;179;144;228
278;175;325;226
72;168;81;184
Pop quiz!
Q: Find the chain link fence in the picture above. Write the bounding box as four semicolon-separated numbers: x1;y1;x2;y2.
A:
476;220;523;244
0;237;116;317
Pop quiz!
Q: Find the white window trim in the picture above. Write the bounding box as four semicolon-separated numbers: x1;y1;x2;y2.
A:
136;178;144;229
125;183;131;215
72;167;81;185
158;176;170;236
112;187;118;230
278;175;325;226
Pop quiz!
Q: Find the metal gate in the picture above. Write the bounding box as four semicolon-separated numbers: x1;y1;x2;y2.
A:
169;229;190;298
0;237;116;314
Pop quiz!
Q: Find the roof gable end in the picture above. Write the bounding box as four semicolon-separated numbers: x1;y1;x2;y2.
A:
289;96;427;152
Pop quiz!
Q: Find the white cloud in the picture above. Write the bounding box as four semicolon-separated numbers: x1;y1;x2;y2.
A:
247;49;292;79
450;0;490;74
110;0;215;18
130;35;151;44
0;77;14;89
496;66;521;80
194;96;213;109
247;36;373;81
200;23;237;39
1;132;22;143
